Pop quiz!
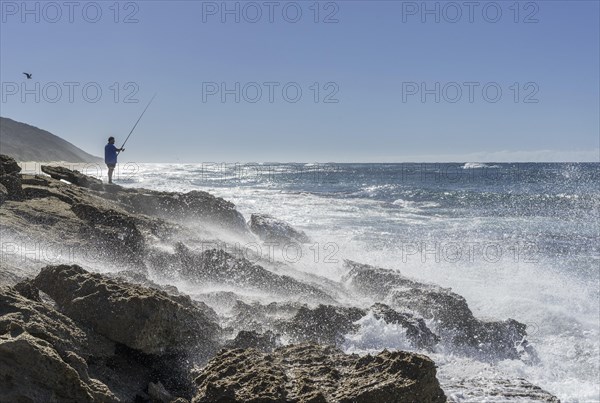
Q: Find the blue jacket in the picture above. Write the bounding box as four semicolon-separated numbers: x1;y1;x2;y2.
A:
105;143;118;164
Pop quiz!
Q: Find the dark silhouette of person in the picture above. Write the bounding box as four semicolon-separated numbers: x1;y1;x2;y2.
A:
105;137;124;184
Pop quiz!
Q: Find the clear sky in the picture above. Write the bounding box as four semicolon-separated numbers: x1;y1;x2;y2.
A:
1;0;599;162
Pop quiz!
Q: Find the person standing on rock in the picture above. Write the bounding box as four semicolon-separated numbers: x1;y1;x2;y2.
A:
105;137;124;184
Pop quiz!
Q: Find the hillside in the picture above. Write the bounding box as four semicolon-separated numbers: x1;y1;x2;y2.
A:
0;117;102;163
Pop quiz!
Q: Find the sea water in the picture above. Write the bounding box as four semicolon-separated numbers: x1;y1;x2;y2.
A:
114;162;599;401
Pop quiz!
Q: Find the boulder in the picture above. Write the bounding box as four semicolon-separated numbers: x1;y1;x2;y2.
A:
171;245;335;303
249;213;311;244
0;154;21;175
0;174;24;201
279;304;365;345
0;285;112;359
33;264;221;356
71;201;145;260
192;344;447;403
0;286;118;402
390;288;528;360
114;189;249;233
343;260;532;361
0;333;118;403
342;260;422;299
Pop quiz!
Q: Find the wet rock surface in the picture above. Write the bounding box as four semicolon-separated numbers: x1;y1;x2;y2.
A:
1;158;242;271
0;332;119;403
0;154;22;175
343;260;532;361
445;377;561;402
250;213;311;244
0;173;24;202
280;304;365;345
227;301;440;352
41;164;103;188
193;344;447;403
33;264;221;356
369;303;440;351
224;330;280;352
0;286;118;402
0;155;25;201
168;244;335;303
96;184;249;233
1;270;217;402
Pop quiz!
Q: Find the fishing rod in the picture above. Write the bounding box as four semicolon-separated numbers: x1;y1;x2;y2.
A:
120;93;157;150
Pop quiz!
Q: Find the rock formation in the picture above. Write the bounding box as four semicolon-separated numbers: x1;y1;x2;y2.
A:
249;213;311;244
193;344;447;403
343;260;534;361
33;264;220;356
0;154;560;402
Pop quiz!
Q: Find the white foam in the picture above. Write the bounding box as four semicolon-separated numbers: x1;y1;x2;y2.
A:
123;163;600;401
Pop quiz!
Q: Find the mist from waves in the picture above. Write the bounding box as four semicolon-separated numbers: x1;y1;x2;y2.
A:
112;162;599;401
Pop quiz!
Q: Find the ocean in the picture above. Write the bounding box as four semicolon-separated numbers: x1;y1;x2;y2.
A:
111;161;599;401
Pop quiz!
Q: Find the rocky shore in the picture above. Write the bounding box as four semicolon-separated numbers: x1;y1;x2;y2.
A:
0;154;560;402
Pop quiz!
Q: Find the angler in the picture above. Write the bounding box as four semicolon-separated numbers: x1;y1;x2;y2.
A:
104;93;156;184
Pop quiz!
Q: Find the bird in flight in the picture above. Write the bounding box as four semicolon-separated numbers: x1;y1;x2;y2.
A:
23;72;32;79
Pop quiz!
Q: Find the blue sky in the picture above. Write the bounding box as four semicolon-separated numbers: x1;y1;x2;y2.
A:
1;0;599;162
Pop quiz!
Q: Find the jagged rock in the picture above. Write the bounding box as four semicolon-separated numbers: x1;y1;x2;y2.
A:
71;201;145;260
342;260;422;299
171;245;335;303
0;286;118;402
20;174;53;186
0;333;119;403
22;184;73;203
0;173;24;201
108;269;183;297
0;285;113;359
225;330;279;352
344;260;531;361
229;301;440;352
1;164;243;274
0;196;107;273
390;289;528;360
35;163;250;233
445;377;560;402
20;174;77;203
370;303;440;351
249;213;311;244
280;304;365;345
41;164;103;188
229;300;302;334
13;279;41;302
192;344;447;403
0;154;21;175
33;264;221;356
110;189;249;233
